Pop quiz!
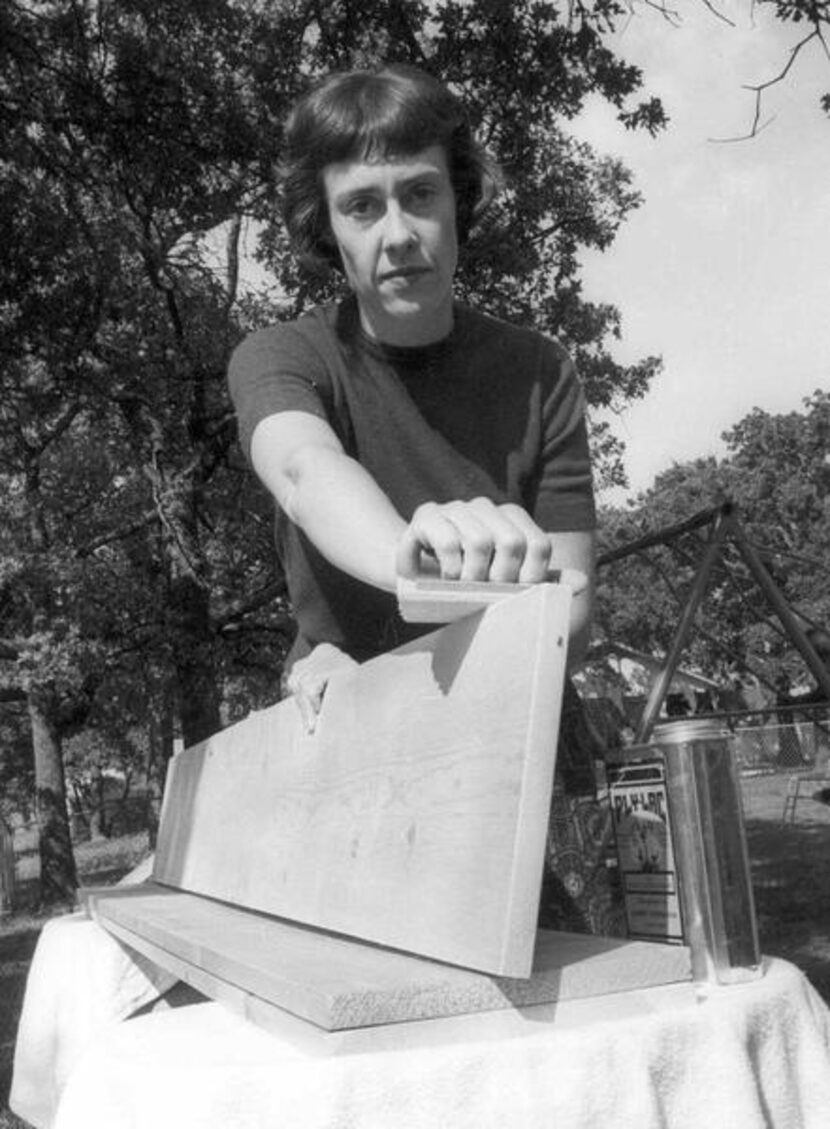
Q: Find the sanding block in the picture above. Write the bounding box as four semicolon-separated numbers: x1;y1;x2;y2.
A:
397;569;586;624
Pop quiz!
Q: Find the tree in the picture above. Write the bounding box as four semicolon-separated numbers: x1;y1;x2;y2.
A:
1;0;671;898
594;392;830;696
722;391;830;681
0;0;294;900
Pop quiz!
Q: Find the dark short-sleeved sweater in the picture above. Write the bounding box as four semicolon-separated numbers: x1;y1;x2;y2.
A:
228;297;595;665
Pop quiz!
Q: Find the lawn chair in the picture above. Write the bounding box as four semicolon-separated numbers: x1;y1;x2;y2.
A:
782;723;830;823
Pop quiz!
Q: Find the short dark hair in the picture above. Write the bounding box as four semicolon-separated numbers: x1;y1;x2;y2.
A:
280;65;500;274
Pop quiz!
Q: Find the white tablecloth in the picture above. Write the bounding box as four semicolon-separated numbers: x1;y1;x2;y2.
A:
11;914;830;1129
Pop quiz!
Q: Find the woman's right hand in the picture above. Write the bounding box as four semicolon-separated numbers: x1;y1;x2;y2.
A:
396;497;554;584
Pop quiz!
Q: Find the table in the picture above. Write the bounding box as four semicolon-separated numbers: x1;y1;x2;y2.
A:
11;914;830;1129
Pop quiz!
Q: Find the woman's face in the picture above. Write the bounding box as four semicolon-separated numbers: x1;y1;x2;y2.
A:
323;145;458;348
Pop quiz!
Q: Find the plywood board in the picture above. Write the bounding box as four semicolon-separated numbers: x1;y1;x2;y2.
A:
81;883;691;1033
152;584;570;977
396;574;584;624
397;576;543;623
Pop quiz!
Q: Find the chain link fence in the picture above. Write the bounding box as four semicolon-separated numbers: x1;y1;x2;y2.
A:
730;706;830;823
733;710;830;774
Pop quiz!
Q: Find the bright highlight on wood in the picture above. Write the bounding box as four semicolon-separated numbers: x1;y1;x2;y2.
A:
150;584;571;978
82;582;693;1033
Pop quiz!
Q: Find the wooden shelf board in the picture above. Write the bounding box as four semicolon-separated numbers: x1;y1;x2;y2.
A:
81;883;691;1034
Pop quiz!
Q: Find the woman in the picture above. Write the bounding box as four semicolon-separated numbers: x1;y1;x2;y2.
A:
229;64;621;935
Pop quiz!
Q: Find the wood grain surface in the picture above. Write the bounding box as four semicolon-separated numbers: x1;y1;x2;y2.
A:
152;584;571;976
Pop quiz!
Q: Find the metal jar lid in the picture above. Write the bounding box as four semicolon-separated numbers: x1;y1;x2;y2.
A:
652;718;728;744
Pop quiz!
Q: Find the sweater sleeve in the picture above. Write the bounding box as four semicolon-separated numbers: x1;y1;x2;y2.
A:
227;322;332;462
531;340;597;532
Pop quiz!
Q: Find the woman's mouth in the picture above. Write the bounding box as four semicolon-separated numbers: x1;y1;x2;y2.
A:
380;266;431;283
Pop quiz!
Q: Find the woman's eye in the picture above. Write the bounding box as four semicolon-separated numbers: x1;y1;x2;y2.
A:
409;184;436;206
347;197;377;219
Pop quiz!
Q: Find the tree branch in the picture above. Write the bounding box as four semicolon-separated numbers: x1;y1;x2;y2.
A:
710;25;827;142
74;511;161;557
214;581;289;630
23;399;84;459
225;214;241;312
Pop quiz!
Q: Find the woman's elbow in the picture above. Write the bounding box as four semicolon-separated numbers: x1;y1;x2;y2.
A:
566;591;593;671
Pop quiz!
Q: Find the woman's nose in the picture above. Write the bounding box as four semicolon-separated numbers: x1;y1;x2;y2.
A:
382;202;417;250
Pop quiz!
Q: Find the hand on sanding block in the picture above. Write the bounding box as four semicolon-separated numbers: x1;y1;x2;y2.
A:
397;569;587;624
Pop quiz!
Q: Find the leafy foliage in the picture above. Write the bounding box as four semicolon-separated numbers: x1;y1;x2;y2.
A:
1;0;667;726
0;0;675;893
595;392;830;695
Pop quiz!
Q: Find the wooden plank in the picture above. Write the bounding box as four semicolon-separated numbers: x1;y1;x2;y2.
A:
397;577;541;624
81;883;692;1033
396;574;585;624
152;584;570;977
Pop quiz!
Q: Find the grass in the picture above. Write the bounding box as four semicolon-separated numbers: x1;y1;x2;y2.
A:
1;775;830;1128
742;770;830;1000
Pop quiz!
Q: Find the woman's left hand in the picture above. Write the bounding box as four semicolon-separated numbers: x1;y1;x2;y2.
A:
284;643;359;734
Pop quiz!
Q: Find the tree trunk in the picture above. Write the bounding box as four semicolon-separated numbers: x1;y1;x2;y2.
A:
170;574;222;748
88;772;106;840
151;463;222;750
29;693;77;906
146;677;175;848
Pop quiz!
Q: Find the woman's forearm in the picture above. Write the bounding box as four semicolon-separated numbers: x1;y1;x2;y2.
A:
252;417;407;593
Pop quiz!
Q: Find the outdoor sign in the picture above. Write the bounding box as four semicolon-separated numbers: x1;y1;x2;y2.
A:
607;757;684;944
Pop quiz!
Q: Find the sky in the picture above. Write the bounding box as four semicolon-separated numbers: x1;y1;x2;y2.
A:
571;3;830;504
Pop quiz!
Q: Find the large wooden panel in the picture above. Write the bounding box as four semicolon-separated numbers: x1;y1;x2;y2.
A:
81;883;691;1033
153;584;570;977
